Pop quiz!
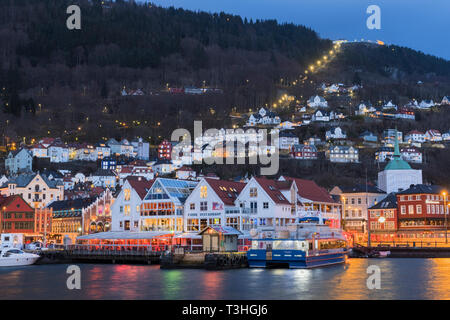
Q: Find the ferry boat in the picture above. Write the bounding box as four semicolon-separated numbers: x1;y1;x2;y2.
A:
247;218;348;268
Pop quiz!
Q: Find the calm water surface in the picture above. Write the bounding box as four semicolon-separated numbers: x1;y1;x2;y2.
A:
1;258;449;299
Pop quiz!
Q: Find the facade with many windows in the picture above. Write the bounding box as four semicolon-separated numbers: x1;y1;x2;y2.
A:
139;178;197;232
184;178;246;233
0;195;35;234
396;185;448;236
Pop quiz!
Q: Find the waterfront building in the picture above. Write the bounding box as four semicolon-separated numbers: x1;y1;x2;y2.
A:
0;195;35;235
0;173;64;209
48;197;97;244
368;192;398;240
279;176;342;228
111;177;154;232
235;177;297;233
139;178;198;232
82;189;115;235
34;207;52;238
330;184;386;234
378;133;422;193
184;178;246;232
396;184;449;239
5;148;33;175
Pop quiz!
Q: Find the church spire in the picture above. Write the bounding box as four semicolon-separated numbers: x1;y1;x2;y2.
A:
393;129;401;158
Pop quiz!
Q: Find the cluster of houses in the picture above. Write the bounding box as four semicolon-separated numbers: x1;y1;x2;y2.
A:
5;137;150;175
2;134;447;248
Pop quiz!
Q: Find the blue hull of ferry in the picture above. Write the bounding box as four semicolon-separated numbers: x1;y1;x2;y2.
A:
247;249;347;269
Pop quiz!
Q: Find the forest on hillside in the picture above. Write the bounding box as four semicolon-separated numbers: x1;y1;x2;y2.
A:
0;0;449;147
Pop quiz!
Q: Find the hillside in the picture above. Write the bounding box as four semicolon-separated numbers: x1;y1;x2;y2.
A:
0;0;449;150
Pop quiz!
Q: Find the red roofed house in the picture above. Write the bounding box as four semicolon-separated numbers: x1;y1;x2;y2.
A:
279;176;342;228
0;195;35;235
184;178;246;233
111;177;155;232
235;177;298;235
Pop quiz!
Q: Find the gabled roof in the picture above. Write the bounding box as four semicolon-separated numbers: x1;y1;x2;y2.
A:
281;176;336;204
198;225;242;235
127;178;155;200
253;177;291;205
204;178;245;206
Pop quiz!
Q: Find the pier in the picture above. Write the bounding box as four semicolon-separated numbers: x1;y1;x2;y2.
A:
351;241;450;258
36;244;163;264
160;250;248;269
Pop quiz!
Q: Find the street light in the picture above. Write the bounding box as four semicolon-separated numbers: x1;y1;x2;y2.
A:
443;191;448;244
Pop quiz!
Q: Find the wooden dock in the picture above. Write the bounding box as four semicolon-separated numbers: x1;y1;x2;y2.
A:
36;246;162;264
160;251;248;269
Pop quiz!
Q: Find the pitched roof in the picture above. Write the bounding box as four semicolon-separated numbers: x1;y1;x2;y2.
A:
48;197;97;215
397;184;445;195
127;178;155;200
338;184;386;194
369;193;397;210
3;173;62;188
254;177;291;205
281;176;336;204
204;178;245;206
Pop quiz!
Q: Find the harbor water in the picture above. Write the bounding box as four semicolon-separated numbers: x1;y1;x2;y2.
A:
1;258;450;299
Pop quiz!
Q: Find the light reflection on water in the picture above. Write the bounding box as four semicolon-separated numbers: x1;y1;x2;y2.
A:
1;259;450;299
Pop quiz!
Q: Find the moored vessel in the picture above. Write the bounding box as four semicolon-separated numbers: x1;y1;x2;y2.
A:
247;218;348;268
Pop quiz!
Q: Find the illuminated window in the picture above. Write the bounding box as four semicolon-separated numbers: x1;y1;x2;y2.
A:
200;186;208;198
250;188;257;197
124;189;131;201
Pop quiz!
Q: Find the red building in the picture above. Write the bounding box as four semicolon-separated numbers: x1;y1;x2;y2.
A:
396;184;448;239
158;140;173;160
290;144;318;160
0;195;35;234
368;193;398;242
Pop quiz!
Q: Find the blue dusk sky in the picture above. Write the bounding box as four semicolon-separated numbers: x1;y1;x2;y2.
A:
146;0;450;60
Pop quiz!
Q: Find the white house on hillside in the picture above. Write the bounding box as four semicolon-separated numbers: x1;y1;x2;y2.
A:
5;148;33;175
325;127;347;140
307;95;328;108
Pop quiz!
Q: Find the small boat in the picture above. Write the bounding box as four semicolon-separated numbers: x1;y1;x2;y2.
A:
0;248;40;267
247;219;348;269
